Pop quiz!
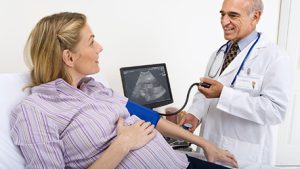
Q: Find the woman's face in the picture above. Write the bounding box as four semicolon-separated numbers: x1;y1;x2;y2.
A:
71;24;103;78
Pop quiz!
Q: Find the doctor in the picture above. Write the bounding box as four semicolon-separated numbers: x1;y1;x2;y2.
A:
180;0;291;166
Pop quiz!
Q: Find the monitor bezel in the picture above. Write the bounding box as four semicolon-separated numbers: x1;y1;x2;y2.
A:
120;63;173;109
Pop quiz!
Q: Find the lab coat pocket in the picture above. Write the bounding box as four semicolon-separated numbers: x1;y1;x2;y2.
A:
234;70;263;96
221;135;263;163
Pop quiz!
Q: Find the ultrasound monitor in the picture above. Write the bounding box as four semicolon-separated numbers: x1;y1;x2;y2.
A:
120;63;173;109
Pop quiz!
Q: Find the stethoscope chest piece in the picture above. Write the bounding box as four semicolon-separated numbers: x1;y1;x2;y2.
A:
208;52;224;78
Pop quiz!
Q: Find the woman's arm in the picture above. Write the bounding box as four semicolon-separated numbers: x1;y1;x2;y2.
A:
126;101;160;126
125;101;237;167
88;118;156;169
156;118;238;168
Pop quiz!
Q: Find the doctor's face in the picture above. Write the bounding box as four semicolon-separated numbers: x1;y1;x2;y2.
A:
220;0;261;41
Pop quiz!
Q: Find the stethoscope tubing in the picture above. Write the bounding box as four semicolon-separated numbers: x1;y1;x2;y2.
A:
230;33;261;87
210;32;261;87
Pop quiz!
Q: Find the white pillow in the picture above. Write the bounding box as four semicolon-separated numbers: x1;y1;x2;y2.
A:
0;73;29;169
0;73;108;169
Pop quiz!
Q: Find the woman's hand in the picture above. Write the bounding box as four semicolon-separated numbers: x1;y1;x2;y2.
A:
116;118;157;151
203;142;238;168
89;118;156;169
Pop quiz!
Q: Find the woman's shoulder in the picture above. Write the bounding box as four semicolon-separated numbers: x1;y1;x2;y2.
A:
11;92;48;118
12;80;62;115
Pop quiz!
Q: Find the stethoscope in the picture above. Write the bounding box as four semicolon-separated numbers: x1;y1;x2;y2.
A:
208;32;261;87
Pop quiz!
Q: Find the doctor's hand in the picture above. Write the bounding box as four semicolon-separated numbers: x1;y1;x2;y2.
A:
116;118;157;151
198;77;223;98
203;142;238;168
178;113;200;133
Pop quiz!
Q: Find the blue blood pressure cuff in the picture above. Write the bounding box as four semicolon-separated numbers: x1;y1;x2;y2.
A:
126;100;160;126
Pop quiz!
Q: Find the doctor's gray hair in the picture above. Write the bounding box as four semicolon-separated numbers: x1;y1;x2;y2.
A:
248;0;264;15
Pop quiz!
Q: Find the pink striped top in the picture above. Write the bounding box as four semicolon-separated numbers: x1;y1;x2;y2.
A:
10;77;189;169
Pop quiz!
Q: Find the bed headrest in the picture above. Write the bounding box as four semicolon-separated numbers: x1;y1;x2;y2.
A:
0;73;29;169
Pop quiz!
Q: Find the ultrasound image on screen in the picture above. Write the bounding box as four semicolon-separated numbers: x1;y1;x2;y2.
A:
131;71;166;103
120;64;173;108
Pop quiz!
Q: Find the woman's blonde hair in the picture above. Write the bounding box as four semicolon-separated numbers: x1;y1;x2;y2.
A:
24;12;86;88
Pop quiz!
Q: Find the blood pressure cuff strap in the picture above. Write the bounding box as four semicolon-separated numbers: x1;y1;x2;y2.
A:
126;100;160;126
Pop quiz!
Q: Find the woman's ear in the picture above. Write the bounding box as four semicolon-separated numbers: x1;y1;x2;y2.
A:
62;49;75;67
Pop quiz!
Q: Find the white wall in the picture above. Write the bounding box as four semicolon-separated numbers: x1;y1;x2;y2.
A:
276;0;300;165
0;0;280;111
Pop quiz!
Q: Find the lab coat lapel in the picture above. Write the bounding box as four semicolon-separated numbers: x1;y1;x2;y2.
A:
219;34;267;77
245;34;268;63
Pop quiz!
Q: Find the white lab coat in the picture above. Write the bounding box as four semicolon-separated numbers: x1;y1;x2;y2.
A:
188;33;292;165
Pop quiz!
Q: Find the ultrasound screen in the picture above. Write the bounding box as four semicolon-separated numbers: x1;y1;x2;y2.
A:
120;63;173;108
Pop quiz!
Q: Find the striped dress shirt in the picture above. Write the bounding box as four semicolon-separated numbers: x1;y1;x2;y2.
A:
10;77;189;169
